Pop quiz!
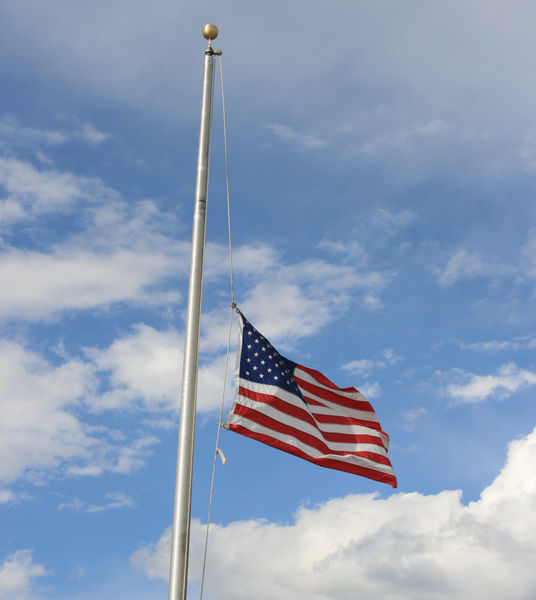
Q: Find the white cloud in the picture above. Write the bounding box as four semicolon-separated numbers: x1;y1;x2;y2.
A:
360;119;451;155
357;381;382;399
268;123;328;150
0;247;180;320
58;491;134;513
0;115;109;151
0;489;32;505
318;240;368;265
86;324;232;414
342;358;376;377
241;259;391;345
443;362;536;403
400;407;428;432
0;339;158;485
434;249;515;286
0;550;47;600
343;347;402;377
133;427;536;600
0;157;116;226
0;144;391;325
75;121;110;144
0;115;67;147
87;325;183;412
457;336;536;353
1;180;187;320
0;489;17;504
369;208;418;235
1;232;393;484
203;242;279;281
0;339;97;484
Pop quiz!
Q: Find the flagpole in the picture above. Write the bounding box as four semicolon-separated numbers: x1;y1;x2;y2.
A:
168;24;220;600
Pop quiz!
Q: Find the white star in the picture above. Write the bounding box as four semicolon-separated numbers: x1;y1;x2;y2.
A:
255;338;259;343
247;344;252;349
248;330;253;335
267;368;272;373
274;375;278;380
253;366;257;370
254;352;259;357
261;360;265;365
247;358;251;363
259;373;264;378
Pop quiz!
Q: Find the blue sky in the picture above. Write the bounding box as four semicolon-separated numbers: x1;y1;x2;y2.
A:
1;1;536;599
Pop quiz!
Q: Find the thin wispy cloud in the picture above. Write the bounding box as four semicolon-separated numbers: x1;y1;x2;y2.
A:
58;492;134;513
268;123;329;150
343;348;402;377
434;249;515;287
360;119;452;156
0;115;109;150
400;407;427;432
456;336;536;353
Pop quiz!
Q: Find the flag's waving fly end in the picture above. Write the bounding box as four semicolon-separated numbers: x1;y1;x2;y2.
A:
225;312;397;488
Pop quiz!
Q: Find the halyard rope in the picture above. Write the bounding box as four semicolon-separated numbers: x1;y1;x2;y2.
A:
199;54;234;600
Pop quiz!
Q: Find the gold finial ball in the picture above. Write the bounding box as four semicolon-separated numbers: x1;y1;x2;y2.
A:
202;24;219;41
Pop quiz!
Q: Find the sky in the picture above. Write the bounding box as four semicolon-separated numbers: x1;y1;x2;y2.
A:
1;1;536;598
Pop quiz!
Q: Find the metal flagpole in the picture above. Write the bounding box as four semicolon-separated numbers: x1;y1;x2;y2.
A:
168;24;221;600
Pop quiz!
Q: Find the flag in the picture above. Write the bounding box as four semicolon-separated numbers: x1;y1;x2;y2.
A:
225;312;397;487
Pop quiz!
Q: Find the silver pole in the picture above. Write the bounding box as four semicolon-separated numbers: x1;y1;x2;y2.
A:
168;24;220;600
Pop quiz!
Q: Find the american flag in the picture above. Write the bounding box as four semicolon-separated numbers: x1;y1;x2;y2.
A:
225;312;397;487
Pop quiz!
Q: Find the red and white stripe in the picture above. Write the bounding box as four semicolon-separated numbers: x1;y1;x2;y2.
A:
227;363;397;487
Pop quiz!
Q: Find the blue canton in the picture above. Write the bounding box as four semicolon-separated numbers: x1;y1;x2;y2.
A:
239;318;303;401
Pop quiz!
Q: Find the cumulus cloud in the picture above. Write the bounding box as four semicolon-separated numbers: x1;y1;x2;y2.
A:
0;339;158;485
84;323;234;415
0;550;47;600
442;362;536;403
240;259;391;345
132;427;536;600
0;247;181;320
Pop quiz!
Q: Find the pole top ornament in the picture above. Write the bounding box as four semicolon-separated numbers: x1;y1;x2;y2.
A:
202;24;218;41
